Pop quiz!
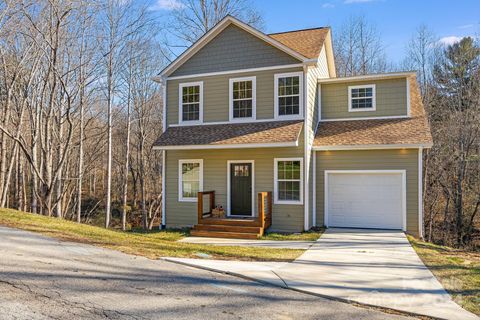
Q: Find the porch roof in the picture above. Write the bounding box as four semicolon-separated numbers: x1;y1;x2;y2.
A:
153;120;303;150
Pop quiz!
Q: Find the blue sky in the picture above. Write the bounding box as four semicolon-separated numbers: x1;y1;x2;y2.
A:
151;0;480;64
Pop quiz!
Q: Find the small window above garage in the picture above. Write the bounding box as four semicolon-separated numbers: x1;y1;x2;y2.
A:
348;84;376;112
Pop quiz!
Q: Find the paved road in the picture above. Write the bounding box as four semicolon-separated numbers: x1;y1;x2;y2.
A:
0;227;412;320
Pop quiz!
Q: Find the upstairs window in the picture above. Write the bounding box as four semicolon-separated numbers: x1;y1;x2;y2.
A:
179;82;203;123
229;77;256;121
348;84;376;112
274;72;303;119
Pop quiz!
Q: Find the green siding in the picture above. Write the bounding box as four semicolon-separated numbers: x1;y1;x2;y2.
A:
321;78;408;119
171;25;301;77
165;142;305;232
315;149;420;235
166;67;303;126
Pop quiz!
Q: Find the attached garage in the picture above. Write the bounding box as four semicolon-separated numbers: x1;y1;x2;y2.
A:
314;149;421;235
324;170;407;231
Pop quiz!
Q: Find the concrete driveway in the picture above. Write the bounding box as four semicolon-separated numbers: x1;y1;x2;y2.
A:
167;228;478;320
0;226;411;320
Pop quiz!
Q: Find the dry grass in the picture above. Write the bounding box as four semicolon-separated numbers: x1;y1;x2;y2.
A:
408;236;480;315
262;230;323;241
0;209;303;262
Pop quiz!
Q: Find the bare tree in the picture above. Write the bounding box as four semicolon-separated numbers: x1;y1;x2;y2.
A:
99;0;151;228
334;15;387;76
164;0;264;52
402;25;437;98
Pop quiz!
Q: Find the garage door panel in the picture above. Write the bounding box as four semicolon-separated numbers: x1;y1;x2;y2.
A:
326;172;404;230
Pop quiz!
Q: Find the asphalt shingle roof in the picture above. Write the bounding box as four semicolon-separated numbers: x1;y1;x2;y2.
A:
269;28;330;59
154;120;303;148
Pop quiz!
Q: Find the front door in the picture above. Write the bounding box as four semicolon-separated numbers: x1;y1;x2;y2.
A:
230;163;252;216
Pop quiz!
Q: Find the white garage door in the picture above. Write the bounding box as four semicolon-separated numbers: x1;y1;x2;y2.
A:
326;171;405;230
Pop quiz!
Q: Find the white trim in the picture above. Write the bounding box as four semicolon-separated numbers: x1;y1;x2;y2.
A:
313;143;433;151
160;16;307;77
312;150;316;226
320;115;409;122
406;77;411;117
318;83;322;121
227;160;255;217
318;71;416;84
274;157;304;205
161;150;166;228
229;76;256;122
161;64;304;81
324;170;407;231
274;71;304;120
418;147;424;238
178;159;204;202
169;118;286;127
303;66;309;230
162;78;167;133
179;81;203;125
153;141;298;151
348;84;376;112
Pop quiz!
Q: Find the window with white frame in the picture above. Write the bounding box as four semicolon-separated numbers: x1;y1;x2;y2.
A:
229;77;256;120
274;158;303;204
274;72;303;118
348;84;376;111
178;159;203;202
179;82;203;123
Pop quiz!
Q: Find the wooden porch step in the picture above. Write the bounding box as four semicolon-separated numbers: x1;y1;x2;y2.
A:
200;218;259;227
190;229;260;240
194;224;263;233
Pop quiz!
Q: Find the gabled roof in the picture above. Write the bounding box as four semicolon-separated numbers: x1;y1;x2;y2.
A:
153;120;303;149
313;76;433;149
159;16;332;78
269;28;330;59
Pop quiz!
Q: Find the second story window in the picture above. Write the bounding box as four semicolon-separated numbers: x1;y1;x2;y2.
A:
274;72;303;119
229;76;256;121
348;84;376;112
179;82;203;123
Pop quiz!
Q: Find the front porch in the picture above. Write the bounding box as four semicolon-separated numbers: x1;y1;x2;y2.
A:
191;191;272;239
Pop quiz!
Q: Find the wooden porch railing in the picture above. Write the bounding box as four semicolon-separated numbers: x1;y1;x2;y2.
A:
197;191;215;224
257;191;272;230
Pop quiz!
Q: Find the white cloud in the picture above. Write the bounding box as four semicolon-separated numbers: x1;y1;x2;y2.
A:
151;0;184;10
344;0;377;3
438;36;464;46
458;24;475;29
322;3;335;8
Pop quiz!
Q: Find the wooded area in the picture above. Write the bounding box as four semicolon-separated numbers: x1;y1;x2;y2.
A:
0;1;478;249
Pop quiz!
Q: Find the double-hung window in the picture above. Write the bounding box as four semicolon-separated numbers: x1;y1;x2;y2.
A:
274;72;303;119
229;77;256;121
348;84;376;112
274;158;303;205
179;82;203;123
178;159;203;202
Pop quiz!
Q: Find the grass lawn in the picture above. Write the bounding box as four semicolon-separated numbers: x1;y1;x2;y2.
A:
262;230;323;241
408;236;480;315
0;208;303;262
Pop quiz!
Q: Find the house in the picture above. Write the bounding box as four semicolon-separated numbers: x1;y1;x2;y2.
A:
152;16;433;239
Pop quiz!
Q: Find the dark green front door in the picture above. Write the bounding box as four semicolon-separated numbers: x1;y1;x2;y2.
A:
230;163;252;216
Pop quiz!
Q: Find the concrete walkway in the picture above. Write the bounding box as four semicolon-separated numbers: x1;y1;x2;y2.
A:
165;228;478;320
179;236;316;249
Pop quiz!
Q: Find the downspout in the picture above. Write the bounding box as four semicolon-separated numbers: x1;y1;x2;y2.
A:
418;147;423;238
303;65;309;231
161;77;167;230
